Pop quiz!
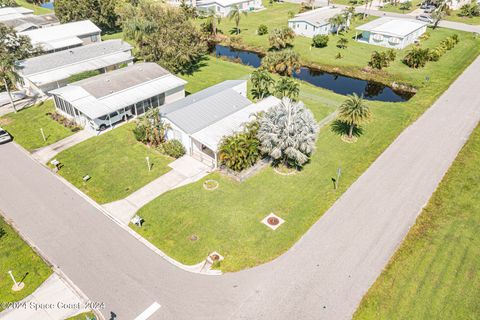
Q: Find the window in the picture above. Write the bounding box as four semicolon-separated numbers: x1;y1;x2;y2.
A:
109;111;118;118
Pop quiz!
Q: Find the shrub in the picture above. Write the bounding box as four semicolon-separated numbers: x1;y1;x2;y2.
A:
403;47;430;68
47;112;81;131
261;49;301;76
336;37;348;49
133;124;146;142
368;49;396;69
335;52;343;59
312;34;329;48
268;27;295;50
161;139;186;158
257;24;268;35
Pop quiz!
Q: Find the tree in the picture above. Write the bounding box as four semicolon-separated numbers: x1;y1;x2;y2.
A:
268;27;295;50
400;1;412;12
459;3;479;17
0;0;17;6
55;0;121;33
273;77;300;101
0;25;39;113
329;14;347;35
431;0;450;29
133;107;170;147
312;34;329;48
219;119;260;171
337;93;372;138
251;69;274;100
202;8;221;36
261;49;301;76
337;37;348;49
343;6;356;26
368;50;396;69
258;99;319;168
403;47;430;68
228;5;247;34
118;1;207;73
257;24;268;35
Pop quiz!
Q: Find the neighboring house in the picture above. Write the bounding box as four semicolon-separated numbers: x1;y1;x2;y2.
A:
161;80;280;168
448;0;471;10
195;0;263;17
19;20;101;53
0;7;33;20
356;17;427;49
16;40;134;97
288;6;347;37
2;14;59;32
50;63;186;130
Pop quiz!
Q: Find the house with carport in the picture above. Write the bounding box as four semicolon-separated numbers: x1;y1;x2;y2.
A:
161;80;281;168
19;20;101;53
194;0;263;17
356;17;427;49
50;63;186;130
16;40;134;96
288;6;346;37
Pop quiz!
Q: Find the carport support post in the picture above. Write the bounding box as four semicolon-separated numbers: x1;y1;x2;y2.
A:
40;128;46;142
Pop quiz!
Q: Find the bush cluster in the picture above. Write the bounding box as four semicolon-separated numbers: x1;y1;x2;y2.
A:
257;24;268;35
159;139;186;158
403;35;459;68
428;34;460;62
368;49;396;70
47;112;81;131
312;35;329;48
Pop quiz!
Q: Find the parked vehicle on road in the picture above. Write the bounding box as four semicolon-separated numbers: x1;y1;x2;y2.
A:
423;5;436;13
417;14;434;23
0;127;12;144
88;109;132;131
0;91;26;107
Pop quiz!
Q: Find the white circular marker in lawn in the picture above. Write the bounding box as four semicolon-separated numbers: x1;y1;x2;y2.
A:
203;180;219;190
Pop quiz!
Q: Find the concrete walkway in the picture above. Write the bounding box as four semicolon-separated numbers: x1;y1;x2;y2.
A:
102;155;210;225
31;130;95;164
0;273;88;320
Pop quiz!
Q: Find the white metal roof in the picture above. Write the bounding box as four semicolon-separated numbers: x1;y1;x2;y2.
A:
19;20;101;50
192;96;281;152
50;68;187;119
198;0;252;7
356;17;427;38
0;7;33;17
288;6;343;27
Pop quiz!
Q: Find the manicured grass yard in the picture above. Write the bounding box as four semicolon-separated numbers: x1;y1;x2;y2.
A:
445;11;480;25
66;311;96;320
0;100;75;152
0;217;52;311
15;0;52;15
131;31;479;271
380;0;422;14
354;124;480;320
53;124;174;204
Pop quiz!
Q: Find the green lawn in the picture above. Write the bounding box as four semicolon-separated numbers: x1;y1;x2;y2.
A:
209;2;479;87
15;0;52;15
380;0;422;14
354;124;480;320
445;11;480;25
53;124;174;204
0;100;75;152
0;217;52;311
66;311;96;320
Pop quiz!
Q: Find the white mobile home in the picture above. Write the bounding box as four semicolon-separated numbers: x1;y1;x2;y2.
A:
161;80;280;168
195;0;263;17
356;17;427;49
19;20;101;53
16;40;134;97
50;63;186;131
288;6;346;37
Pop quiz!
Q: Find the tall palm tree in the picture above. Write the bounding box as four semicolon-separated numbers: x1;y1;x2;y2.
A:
342;6;356;29
206;8;221;36
0;56;19;113
337;93;372;138
228;5;247;35
329;14;346;35
251;70;274;99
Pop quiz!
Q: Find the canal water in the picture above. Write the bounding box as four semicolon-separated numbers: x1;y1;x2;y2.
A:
214;45;413;102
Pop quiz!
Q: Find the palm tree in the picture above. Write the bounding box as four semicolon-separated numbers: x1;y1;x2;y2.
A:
251;70;275;99
228;5;247;35
329;14;346;35
258;98;319;168
206;8;221;36
219;131;260;171
273;77;300;101
363;0;372;19
337;93;372;138
261;49;301;76
342;6;356;29
0;56;19;113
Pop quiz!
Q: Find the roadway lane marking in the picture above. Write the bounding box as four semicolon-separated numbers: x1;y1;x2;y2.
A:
134;302;161;320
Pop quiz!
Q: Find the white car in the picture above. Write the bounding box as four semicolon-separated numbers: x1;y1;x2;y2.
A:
0;127;12;144
0;91;26;107
417;14;434;24
89;109;132;131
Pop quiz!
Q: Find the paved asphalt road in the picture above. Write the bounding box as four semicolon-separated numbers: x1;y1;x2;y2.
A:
1;56;480;319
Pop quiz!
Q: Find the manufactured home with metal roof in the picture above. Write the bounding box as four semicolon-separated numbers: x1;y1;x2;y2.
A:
2;13;59;32
162;80;280;168
288;6;346;37
16;40;134;96
50;63;186;131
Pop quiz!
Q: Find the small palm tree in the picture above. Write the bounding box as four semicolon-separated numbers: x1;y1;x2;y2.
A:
228;5;247;35
251;69;275;99
206;8;221;36
0;56;19;113
273;77;300;101
337;93;372;138
329;14;346;35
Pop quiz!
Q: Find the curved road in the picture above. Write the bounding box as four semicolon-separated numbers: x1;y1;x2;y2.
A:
1;57;480;320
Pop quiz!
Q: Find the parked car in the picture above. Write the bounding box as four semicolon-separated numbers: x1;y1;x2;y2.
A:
88;109;132;131
423;5;436;13
0;91;26;107
417;14;434;23
0;127;12;144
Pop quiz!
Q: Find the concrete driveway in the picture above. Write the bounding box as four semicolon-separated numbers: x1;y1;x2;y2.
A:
0;56;479;319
